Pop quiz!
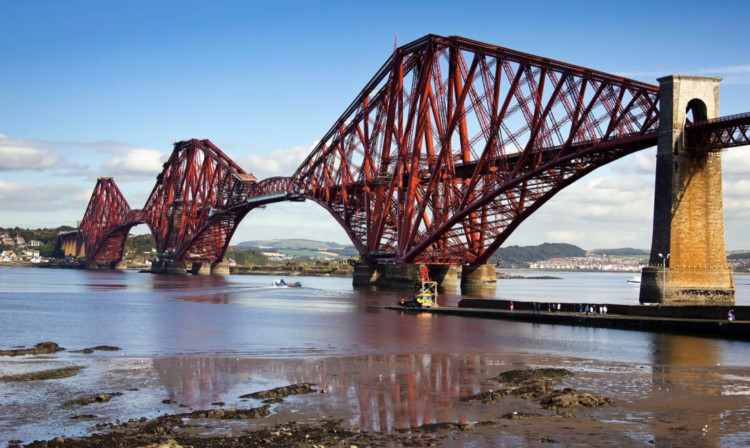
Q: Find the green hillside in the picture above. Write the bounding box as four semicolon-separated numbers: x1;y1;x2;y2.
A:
234;238;358;259
489;243;586;268
237;239;344;250
225;247;270;266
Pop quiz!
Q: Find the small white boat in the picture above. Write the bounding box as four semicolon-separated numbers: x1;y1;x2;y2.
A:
627;275;641;284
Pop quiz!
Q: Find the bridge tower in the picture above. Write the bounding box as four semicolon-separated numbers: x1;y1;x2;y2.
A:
640;75;735;305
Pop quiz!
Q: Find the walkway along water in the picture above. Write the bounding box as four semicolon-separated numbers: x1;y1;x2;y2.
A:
385;299;750;339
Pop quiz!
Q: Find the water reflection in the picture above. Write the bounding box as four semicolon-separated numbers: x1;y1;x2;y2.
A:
152;354;502;433
650;333;723;447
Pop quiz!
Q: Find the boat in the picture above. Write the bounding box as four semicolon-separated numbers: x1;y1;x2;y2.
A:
627;275;641;284
399;280;438;308
272;279;302;287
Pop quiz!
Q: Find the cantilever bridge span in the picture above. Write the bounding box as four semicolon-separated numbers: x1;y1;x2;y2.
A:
63;35;750;296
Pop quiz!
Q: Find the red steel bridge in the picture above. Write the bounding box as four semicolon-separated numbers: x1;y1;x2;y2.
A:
67;35;750;273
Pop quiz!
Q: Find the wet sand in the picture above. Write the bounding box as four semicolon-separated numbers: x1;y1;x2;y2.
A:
3;347;750;447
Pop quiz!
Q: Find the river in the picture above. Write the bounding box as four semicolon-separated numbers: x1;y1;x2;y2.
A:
2;267;750;445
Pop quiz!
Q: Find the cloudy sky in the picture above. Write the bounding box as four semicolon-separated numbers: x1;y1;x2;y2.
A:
2;0;749;250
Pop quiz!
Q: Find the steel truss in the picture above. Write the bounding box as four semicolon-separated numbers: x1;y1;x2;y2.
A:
142;139;259;263
78;35;750;268
686;112;750;151
79;177;143;264
291;35;661;264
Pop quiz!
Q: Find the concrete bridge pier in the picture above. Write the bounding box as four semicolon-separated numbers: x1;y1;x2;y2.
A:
150;260;166;274
83;260;109;270
353;264;385;287
113;260;128;271
164;261;188;275
352;263;459;290
639;75;735;305
191;262;212;275
384;264;423;288
427;264;459;292
210;261;230;276
460;264;497;295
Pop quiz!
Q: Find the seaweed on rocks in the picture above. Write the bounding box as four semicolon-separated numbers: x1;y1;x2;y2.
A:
466;368;614;411
238;382;317;400
1;366;85;382
0;341;65;356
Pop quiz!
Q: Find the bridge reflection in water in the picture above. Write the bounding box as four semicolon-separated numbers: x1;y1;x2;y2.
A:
150;332;749;442
153;354;505;433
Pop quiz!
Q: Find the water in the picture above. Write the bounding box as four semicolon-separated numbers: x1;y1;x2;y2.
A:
3;267;748;362
2;267;750;444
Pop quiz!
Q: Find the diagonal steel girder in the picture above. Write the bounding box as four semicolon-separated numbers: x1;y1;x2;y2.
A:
143;139;259;263
80;177;145;264
685;112;750;151
291;34;661;264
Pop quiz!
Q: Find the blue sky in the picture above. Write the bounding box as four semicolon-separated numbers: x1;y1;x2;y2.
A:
2;0;749;250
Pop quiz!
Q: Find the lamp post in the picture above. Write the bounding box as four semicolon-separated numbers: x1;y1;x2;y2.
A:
658;253;670;300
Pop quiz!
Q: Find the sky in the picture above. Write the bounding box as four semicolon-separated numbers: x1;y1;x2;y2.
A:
1;0;749;251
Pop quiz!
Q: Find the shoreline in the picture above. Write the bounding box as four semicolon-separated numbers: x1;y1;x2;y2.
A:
3;348;747;447
381;299;750;340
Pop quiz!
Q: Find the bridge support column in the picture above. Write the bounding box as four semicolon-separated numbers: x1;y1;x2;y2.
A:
164;261;188;275
191;262;211;275
427;264;459;291
639;75;734;305
113;260;128;271
353;263;460;290
460;264;497;295
210;261;230;276
353;264;385;287
150;260;166;274
384;264;422;288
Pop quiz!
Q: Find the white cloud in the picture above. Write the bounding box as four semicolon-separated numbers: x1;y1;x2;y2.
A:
231;201;351;245
610;148;656;176
722;149;750;177
101;148;168;180
237;144;315;179
0;180;87;211
0;142;63;171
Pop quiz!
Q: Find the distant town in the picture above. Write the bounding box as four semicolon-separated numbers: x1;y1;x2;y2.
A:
1;228;750;272
0;233;45;264
529;253;643;272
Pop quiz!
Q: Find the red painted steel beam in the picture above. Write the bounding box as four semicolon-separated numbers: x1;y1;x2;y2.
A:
143;139;261;264
685;112;750;151
80;177;145;264
77;35;747;268
290;34;661;264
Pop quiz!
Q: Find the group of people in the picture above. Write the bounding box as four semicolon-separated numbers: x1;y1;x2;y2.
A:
581;304;607;315
527;302;609;315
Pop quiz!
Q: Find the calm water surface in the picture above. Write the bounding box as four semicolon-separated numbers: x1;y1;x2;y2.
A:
2;267;750;444
1;267;750;363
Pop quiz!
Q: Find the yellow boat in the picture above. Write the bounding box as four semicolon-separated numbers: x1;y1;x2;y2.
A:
399;280;438;308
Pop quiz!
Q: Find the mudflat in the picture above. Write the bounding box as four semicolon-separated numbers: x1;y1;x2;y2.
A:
2;344;749;447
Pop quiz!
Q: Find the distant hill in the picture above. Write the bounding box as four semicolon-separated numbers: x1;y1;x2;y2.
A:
234;238;358;259
489;243;586;268
590;248;649;256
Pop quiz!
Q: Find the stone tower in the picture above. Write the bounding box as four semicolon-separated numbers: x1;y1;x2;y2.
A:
639;75;735;305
